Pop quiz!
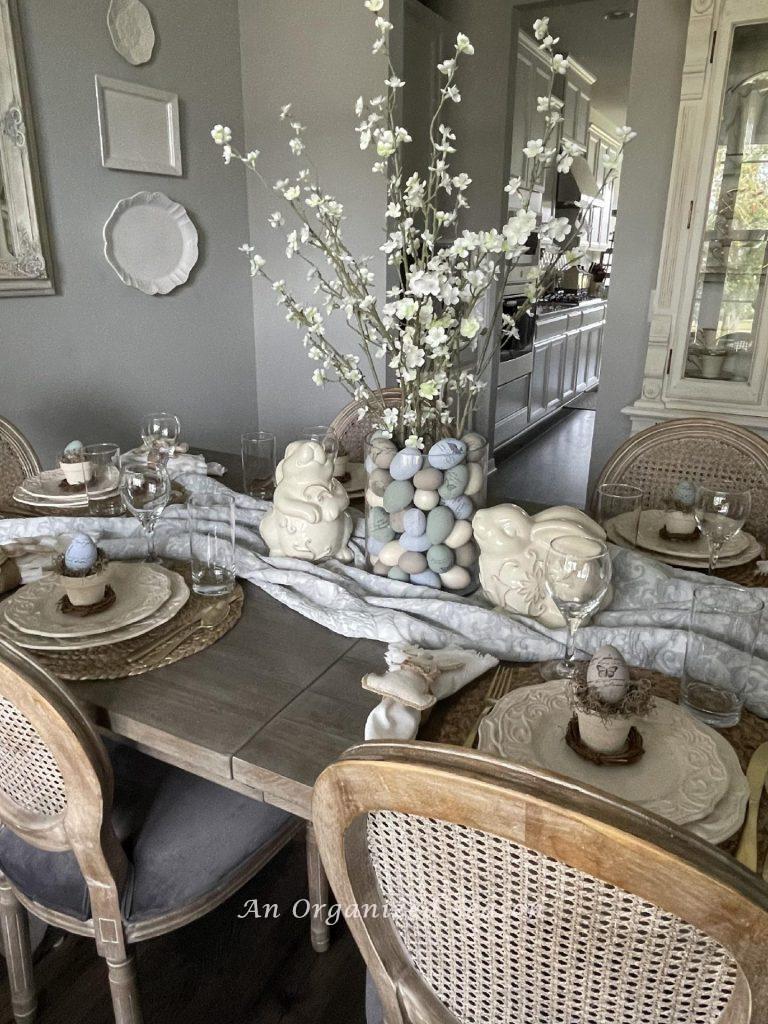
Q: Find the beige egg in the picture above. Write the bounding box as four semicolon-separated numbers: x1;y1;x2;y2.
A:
372;560;390;576
455;541;479;568
586;644;630;704
379;540;405;567
413;488;440;511
399;551;428;575
464;462;485;496
444;518;473;549
440;565;471;590
365;488;384;508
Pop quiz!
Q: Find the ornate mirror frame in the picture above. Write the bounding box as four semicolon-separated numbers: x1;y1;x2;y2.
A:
0;0;53;295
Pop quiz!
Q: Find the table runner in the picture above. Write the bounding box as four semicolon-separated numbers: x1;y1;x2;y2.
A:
2;473;768;717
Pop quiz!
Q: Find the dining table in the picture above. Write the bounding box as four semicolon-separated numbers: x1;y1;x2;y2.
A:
3;447;768;956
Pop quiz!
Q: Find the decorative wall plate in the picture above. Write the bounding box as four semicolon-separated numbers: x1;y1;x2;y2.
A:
4;562;171;638
95;76;181;176
103;192;198;295
0;566;189;650
107;0;155;65
478;682;730;826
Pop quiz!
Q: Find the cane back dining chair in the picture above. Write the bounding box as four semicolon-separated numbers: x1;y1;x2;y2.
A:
329;388;403;461
592;418;768;545
313;741;768;1024
0;639;301;1024
0;417;40;509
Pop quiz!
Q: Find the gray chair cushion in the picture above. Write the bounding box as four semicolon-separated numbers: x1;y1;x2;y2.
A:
0;739;293;923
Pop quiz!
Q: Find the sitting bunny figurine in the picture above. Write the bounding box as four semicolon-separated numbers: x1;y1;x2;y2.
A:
260;440;354;562
473;504;611;627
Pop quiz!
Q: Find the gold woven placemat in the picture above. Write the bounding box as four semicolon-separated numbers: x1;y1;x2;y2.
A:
32;577;243;681
421;664;768;859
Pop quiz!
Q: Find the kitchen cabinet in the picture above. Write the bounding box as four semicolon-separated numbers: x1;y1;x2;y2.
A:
561;326;580;402
545;335;567;413
585;125;620;250
528;342;549;424
509;33;552;188
562;59;594;152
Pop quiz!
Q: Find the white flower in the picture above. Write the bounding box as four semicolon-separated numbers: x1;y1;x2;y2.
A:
364;0;383;9
552;53;569;75
243;150;260;167
444;84;461;103
452;172;471;190
540;34;559;50
556;150;573;173
532;17;549;40
222;144;232;164
437;57;456;75
419;380;439;399
359;127;371;150
355;96;364;117
504;175;522;195
210;124;231;145
503;209;537;247
283;185;301;201
386;202;402;219
312;368;327;386
395;297;418;320
536;95;553;113
376;130;396;157
460;316;481;340
523;138;544;159
455;33;474;55
409;270;441;297
375;16;393;32
380;407;399;436
385;75;404;88
305;192;322;207
616;124;637;143
268;211;284;229
289;137;305;155
404;435;424;450
249;254;266;275
279;104;292;120
542;216;570;243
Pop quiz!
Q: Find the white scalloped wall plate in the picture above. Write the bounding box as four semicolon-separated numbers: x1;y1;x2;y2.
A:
103;191;198;295
107;0;155;66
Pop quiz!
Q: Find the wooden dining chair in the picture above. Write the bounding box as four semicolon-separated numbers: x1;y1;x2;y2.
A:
0;639;302;1024
592;417;768;545
328;388;402;461
0;417;41;507
313;740;768;1024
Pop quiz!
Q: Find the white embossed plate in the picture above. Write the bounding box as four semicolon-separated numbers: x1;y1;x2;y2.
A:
605;513;761;569
0;566;188;650
478;682;730;826
4;563;171;638
616;509;749;560
686;728;748;844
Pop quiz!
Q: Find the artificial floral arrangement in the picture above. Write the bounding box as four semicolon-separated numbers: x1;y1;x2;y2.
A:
211;7;635;450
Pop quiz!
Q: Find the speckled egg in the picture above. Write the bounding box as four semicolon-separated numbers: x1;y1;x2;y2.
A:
379;540;406;567
438;464;470;500
442;495;474;521
410;569;442;589
400;532;431;552
673;479;697;507
586;644;630;704
403;508;426;536
427;544;454;574
64;440;85;456
413;488;440;512
461;433;486;462
388;567;410;583
389;447;424;481
64;533;98;573
399;550;428;575
427;438;467;471
367;468;392;497
440;565;471;591
367;507;394;543
383;480;415;514
464;462;485;496
413;467;443;490
427;506;455;545
444;519;473;549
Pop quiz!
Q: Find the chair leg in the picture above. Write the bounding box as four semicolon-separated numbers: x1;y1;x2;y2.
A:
0;877;37;1023
306;821;330;953
105;954;143;1024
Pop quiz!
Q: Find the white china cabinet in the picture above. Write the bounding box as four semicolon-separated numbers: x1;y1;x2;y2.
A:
627;0;768;436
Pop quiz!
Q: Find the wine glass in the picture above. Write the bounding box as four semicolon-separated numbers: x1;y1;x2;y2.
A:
141;412;181;466
120;460;171;562
540;535;613;681
693;486;751;574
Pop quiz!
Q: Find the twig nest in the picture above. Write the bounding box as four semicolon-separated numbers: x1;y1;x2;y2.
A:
586;644;630;704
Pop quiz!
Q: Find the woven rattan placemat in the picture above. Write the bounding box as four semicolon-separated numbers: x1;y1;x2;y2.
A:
420;664;768;858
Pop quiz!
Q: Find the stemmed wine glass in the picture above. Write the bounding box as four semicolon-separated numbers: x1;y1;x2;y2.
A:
120;460;171;562
540;535;613;680
141;412;181;466
693;486;751;575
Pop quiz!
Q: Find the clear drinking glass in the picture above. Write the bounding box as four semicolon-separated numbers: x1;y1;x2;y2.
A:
541;535;613;680
595;483;643;548
141;412;181;466
299;425;339;462
83;444;122;516
119;459;171;562
241;431;276;499
693;486;751;574
680;586;763;727
188;492;236;596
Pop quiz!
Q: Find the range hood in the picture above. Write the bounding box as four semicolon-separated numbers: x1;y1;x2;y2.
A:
556;153;601;207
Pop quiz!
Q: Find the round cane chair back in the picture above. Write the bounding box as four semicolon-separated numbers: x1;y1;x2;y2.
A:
0;416;41;506
329;388;403;461
313;742;768;1024
593;418;768;544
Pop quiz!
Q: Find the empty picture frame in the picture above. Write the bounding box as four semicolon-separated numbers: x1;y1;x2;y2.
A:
95;75;182;176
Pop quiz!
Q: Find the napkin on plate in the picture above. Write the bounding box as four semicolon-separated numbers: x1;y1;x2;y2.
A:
0;535;71;584
363;643;498;740
122;448;225;480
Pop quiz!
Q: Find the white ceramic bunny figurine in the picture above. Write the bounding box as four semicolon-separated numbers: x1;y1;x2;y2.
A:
473;504;611;627
260;440;354;562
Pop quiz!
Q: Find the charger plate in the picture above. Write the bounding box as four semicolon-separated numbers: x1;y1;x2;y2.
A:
615;509;749;560
17;469;116;503
478;681;730;827
606;511;761;569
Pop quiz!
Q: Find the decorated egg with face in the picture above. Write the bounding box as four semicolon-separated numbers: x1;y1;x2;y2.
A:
673;479;696;508
586;644;630;704
63;533;99;573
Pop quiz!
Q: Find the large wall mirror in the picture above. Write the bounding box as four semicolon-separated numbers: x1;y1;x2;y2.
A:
0;0;53;295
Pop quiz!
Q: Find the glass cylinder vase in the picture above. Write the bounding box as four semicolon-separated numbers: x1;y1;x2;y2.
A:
364;432;488;594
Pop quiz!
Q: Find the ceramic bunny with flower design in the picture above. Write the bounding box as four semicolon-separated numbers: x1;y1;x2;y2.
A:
473;504;611;627
260;440;354;562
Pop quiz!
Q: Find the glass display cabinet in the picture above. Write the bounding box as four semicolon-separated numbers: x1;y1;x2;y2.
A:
628;0;768;436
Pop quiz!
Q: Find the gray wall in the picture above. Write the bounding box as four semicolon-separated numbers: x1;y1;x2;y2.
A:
2;0;256;465
588;0;691;487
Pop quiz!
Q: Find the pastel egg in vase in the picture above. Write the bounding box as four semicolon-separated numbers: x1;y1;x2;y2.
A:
365;432;487;593
663;479;699;540
59;440;93;486
56;532;109;607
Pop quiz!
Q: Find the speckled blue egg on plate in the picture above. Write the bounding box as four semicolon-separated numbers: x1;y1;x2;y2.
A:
64;440;85;456
63;532;98;573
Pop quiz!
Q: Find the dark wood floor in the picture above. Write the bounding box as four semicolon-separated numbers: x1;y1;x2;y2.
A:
0;839;366;1024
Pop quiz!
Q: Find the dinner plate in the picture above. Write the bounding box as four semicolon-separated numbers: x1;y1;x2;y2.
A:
0;566;189;650
615;509;749;560
478;682;730;826
686;728;748;844
4;562;172;638
13;489;87;510
606;513;761;569
19;469;116;503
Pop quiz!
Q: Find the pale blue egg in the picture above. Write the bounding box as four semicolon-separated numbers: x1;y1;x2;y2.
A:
64;440;84;455
64;532;98;572
389;447;424;481
427;438;467;471
410;569;442;589
442;495;474;521
674;479;696;506
403;508;427;536
400;532;431;552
